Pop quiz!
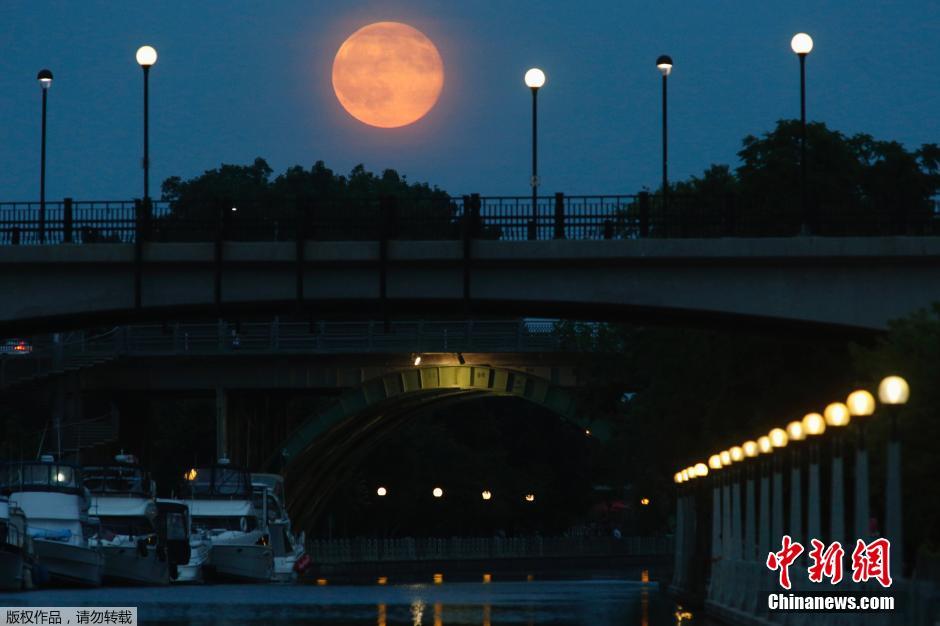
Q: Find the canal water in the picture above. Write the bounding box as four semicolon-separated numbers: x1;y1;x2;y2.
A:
0;576;700;625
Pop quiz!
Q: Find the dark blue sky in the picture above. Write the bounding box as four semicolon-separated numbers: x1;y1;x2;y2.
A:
2;1;938;200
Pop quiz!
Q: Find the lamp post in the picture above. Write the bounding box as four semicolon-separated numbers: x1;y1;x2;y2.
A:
136;45;158;203
524;68;545;240
846;390;876;544
729;446;744;559
824;401;851;546
790;33;813;234
786;420;807;544
801;412;826;546
741;441;759;561
655;55;673;208
757;436;773;557
708;454;723;562
768;428;789;544
37;69;53;244
878;375;909;579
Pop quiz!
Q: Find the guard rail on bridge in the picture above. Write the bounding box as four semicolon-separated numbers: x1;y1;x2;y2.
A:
2;193;937;244
0;319;586;388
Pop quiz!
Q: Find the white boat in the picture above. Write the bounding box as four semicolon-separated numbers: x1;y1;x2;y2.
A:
251;473;308;582
156;499;209;584
84;455;168;586
0;494;36;590
2;457;103;587
183;459;272;583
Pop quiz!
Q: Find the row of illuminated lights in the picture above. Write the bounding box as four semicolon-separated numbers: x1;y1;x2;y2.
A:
673;375;909;484
376;486;536;502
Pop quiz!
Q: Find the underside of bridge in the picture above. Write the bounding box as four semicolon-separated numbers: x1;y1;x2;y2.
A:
276;365;599;530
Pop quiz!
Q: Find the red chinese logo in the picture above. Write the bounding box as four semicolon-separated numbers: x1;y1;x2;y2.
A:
766;535;804;590
807;539;844;584
851;538;892;588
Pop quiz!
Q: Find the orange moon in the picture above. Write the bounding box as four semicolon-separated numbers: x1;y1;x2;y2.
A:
332;22;444;128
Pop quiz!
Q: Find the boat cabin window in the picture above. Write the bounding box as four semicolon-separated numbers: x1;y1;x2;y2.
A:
0;462;81;493
191;515;258;533
164;511;187;540
84;466;151;496
252;491;284;522
182;466;252;499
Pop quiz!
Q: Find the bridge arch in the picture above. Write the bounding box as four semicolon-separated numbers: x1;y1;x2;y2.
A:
275;365;602;528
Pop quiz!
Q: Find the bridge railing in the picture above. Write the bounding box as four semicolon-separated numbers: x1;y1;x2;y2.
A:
4;193;937;244
0;319;584;388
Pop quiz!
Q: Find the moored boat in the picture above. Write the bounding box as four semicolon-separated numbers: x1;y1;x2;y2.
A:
183;459;272;582
1;457;103;587
156;499;209;584
251;473;308;582
0;494;36;590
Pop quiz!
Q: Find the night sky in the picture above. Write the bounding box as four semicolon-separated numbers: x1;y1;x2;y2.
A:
2;1;938;201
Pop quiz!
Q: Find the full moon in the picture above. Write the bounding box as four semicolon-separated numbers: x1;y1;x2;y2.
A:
332;22;444;129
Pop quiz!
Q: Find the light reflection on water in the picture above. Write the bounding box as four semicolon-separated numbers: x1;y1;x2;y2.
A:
0;575;696;625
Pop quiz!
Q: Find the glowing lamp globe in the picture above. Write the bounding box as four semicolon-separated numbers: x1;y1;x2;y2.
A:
685;466;696;479
136;45;158;67
802;412;826;436
786;420;806;442
708;454;722;470
674;472;683;484
847;389;876;416
769;428;789;448
719;450;732;466
878;376;910;405
758;436;773;454
694;462;708;477
656;54;673;76
790;33;814;55
681;469;690;482
37;69;53;89
824;402;851;427
743;440;759;458
432;487;444;498
730;446;744;463
524;68;546;89
376;486;387;497
481;490;492;501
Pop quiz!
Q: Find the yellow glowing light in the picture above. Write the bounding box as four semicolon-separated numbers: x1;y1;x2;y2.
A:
524;68;546;89
585;429;591;436
878;376;910;405
824;402;851;427
719;450;731;466
640;497;651;506
316;578;328;586
708;454;722;470
790;33;814;55
847;390;876;416
433;573;443;584
674;472;683;484
769;428;789;448
376;486;387;497
413;355;422;366
332;22;444;129
758;436;773;454
432;487;443;498
681;469;690;482
786;420;806;442
483;573;492;584
55;472;67;482
185;468;197;481
694;462;708;477
136;45;158;67
377;576;388;585
802;412;826;436
743;441;759;458
524;493;535;502
730;446;744;463
481;490;492;501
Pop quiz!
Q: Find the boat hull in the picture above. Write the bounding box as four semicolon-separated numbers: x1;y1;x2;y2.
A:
34;539;102;587
101;545;168;586
0;547;26;591
208;544;272;583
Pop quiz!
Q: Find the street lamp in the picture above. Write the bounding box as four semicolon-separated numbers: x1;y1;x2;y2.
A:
719;450;732;467
481;490;492;501
37;69;53;244
824;401;851;546
786;420;807;542
376;486;387;497
524;68;545;240
656;55;673;208
801;412;826;548
878;375;909;578
742;440;760;560
432;487;443;498
790;33;813;234
136;45;158;203
847;390;876;542
768;428;788;544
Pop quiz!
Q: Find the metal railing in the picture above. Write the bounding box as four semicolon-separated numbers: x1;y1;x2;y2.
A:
306;535;673;564
0;319;593;388
3;193;936;244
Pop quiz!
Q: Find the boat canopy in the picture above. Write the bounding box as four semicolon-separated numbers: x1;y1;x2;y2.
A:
83;464;153;498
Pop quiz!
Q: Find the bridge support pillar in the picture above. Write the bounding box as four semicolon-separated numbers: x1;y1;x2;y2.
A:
830;438;845;547
215;387;228;461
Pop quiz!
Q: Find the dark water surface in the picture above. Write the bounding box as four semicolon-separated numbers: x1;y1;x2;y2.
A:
0;578;701;625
